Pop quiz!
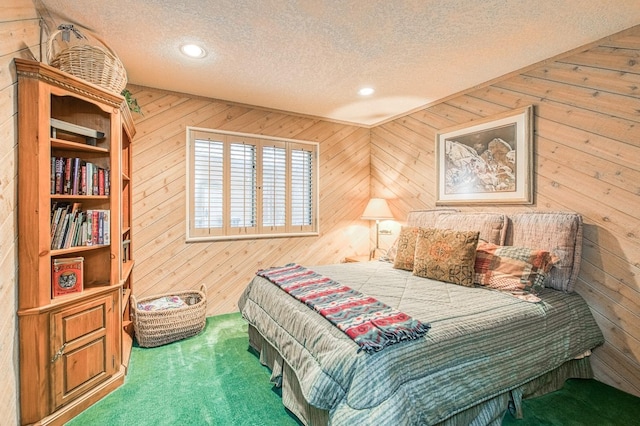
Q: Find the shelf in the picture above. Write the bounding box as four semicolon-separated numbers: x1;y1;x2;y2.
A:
121;288;132;313
51;194;109;200
122;321;133;371
51;244;109;256
51;138;109;153
17;285;117;315
122;260;134;282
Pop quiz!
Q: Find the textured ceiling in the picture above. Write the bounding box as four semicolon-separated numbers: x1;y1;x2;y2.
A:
38;0;640;126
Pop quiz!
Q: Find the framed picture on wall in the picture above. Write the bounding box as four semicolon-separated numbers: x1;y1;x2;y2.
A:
435;105;534;205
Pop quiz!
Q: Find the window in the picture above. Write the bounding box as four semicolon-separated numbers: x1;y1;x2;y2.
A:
187;128;319;241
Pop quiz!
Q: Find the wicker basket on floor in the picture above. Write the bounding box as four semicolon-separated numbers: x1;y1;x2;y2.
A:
47;24;127;94
131;284;207;348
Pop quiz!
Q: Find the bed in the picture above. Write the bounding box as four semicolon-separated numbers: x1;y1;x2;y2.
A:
238;210;604;425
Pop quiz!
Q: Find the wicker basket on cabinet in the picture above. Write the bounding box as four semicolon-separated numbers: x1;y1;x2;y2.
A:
47;24;128;94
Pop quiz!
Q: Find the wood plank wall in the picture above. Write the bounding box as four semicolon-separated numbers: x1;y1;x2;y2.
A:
128;87;371;315
1;0;41;423
370;26;640;397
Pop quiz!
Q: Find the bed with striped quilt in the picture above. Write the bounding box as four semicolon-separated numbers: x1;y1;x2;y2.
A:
239;260;603;425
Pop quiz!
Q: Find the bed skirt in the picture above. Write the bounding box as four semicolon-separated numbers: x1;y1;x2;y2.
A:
248;324;594;426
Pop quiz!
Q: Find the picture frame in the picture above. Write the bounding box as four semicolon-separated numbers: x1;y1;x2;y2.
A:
435;105;533;205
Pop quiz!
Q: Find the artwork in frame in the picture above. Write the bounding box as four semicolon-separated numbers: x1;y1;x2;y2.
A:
436;105;534;205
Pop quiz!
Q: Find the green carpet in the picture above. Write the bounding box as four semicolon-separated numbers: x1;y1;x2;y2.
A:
67;313;640;426
502;378;640;426
67;313;301;426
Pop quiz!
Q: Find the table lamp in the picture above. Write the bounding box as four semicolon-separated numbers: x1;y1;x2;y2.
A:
361;198;394;259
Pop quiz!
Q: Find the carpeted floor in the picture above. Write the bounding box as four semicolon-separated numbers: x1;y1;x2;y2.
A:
67;313;640;426
501;378;640;425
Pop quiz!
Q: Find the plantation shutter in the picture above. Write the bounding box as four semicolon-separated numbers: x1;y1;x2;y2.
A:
191;137;224;237
290;143;315;232
262;143;286;232
228;140;257;235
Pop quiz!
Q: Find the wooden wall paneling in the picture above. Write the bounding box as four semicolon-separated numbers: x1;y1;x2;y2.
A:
526;61;640;98
370;143;431;200
590;348;639;396
490;85;637;145
213;108;284;133
133;159;185;212
127;91;190;121
2;1;40;423
134;100;212;151
500;74;640;125
535;117;640;174
561;46;640;73
587;310;640;395
0;148;16;223
0;0;37;20
441;93;510;118
537;156;637;223
580;239;640;321
537;135;640;199
0;19;40;58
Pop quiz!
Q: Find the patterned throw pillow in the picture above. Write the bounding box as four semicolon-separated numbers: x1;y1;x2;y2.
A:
474;241;557;298
412;228;480;286
392;226;419;271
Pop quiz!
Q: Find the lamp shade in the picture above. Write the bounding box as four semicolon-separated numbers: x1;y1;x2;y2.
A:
361;198;394;220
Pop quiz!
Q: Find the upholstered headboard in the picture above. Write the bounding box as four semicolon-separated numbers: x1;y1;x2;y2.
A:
403;209;583;292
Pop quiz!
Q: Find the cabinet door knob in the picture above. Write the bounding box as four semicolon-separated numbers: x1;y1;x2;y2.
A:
51;343;67;363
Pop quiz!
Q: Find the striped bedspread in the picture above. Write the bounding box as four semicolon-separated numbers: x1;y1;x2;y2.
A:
239;261;604;425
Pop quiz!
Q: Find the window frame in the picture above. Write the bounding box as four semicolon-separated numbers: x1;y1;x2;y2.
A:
186;127;320;242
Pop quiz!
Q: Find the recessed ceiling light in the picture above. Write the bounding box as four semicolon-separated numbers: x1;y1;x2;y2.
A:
358;87;375;96
180;44;206;58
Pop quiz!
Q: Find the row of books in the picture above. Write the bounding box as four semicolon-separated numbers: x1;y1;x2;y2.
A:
50;156;110;196
50;202;110;250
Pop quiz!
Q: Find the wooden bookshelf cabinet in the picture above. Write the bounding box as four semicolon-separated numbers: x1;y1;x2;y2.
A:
15;58;136;425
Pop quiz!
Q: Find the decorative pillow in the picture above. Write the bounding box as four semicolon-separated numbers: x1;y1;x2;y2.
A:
508;212;582;292
474;241;558;299
392;226;419;271
412;228;480;286
387;209;459;262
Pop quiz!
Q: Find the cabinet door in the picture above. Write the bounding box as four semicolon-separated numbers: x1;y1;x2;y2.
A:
50;292;119;409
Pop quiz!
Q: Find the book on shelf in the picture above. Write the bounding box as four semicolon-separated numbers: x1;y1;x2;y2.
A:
52;256;83;298
50;203;110;249
50;118;104;146
50;156;110;196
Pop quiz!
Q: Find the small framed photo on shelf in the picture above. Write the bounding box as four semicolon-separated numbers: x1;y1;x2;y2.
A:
52;257;84;298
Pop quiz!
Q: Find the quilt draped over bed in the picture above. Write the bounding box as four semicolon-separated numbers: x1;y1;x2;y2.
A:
239;261;604;425
256;263;430;353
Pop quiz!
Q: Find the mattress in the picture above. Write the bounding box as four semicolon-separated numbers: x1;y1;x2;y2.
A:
238;260;604;425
